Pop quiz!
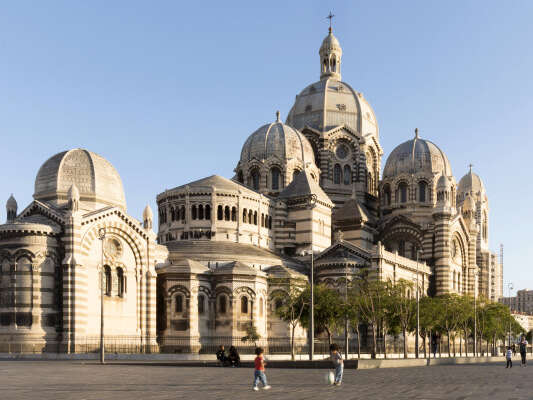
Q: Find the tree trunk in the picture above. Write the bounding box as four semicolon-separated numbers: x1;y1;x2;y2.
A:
453;335;456;357
447;331;451;357
383;325;388;359
371;323;377;359
423;333;427;358
290;324;295;361
326;327;332;346
438;336;442;358
403;328;408;359
356;326;361;359
459;333;462;356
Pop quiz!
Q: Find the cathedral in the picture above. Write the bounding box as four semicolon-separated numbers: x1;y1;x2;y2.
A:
0;26;502;353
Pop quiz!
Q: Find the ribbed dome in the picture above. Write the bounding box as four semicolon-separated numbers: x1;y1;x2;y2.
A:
239;115;316;167
458;169;485;196
286;79;378;137
320;31;342;55
383;134;452;179
34;149;126;211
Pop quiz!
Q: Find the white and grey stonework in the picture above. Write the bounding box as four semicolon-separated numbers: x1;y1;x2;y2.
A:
0;27;503;353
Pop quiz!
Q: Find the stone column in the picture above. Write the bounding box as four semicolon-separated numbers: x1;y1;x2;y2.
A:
433;212;452;295
144;270;157;352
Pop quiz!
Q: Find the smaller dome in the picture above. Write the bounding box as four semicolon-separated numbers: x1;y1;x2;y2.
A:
34;149;126;211
143;204;153;220
383;131;452;179
239;113;316;167
458;167;485;196
6;194;17;211
437;174;452;190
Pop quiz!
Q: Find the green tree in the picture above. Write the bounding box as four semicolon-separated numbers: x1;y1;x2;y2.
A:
437;294;462;357
419;295;440;358
241;323;261;347
354;277;389;359
388;279;416;358
270;281;308;360
299;284;343;346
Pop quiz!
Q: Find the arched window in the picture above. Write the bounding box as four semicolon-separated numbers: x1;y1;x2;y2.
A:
251;169;260;190
191;205;197;220
205;205;211;220
231;207;237;221
104;266;112;296
175;294;183;313
268;216;272;229
271;167;280;190
418;181;427;203
198;204;204;220
248;210;253;224
275;298;283;311
237;170;244;183
293;170;300;181
224;206;230;221
253;211;257;225
259;298;264;317
398;241;405;257
367;172;373;192
198;294;205;315
241;296;248;314
343;165;351;185
398;182;408;203
117;267;125;297
219;295;227;314
243;208;247;223
217;205;223;220
383;185;391;206
180;206;186;221
261;213;265;227
170;207;175;221
334;164;342;184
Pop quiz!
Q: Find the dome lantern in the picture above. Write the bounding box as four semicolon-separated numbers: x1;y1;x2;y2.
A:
319;25;342;81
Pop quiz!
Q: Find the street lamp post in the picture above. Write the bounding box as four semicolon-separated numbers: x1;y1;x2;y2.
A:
98;227;106;365
507;282;514;347
344;264;349;360
301;249;314;360
415;251;420;359
474;270;478;357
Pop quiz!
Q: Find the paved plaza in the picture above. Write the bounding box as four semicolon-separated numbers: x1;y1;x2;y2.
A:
0;361;530;400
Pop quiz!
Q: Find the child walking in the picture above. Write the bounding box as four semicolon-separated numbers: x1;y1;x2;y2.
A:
506;346;513;368
330;343;344;386
252;347;271;391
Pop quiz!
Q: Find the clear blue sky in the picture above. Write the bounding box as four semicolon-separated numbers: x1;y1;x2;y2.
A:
1;1;531;294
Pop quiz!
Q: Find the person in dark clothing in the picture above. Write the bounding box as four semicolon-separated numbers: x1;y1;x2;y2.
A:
519;335;528;367
228;346;240;367
216;345;228;366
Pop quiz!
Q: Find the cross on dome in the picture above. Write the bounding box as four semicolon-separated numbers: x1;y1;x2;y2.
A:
326;11;335;33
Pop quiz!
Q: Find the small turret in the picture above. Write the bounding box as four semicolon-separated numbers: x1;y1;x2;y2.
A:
6;194;17;223
143;204;153;230
436;175;452;207
67;184;80;212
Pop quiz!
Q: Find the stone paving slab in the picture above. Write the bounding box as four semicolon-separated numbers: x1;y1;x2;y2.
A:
0;361;530;399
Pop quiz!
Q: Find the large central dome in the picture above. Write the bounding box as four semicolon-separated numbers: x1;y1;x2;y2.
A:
286;29;378;139
34;149;126;211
